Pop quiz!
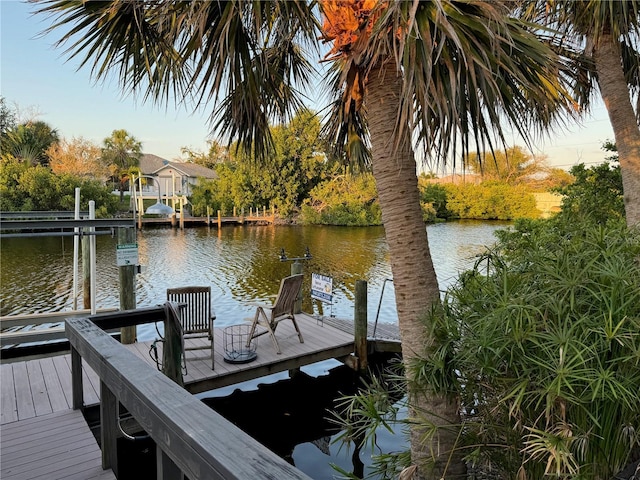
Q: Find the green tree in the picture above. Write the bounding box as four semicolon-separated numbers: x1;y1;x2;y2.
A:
465;146;547;185
0;120;59;165
418;179;451;221
190;162;253;216
0;96;17;137
192;110;329;218
101;129;142;201
35;2;579;476
0;155;118;215
235;109;328;217
444;182;540;220
47;136;108;180
180;140;229;170
520;1;640;227
301;170;381;225
554;161;624;225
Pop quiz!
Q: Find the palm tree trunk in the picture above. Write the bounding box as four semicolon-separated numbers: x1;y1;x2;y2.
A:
366;61;465;479
593;32;640;227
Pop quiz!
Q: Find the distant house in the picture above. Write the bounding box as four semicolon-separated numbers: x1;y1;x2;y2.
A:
138;153;217;196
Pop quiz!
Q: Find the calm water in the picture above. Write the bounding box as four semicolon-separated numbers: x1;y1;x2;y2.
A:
1;220;507;479
1;221;507;340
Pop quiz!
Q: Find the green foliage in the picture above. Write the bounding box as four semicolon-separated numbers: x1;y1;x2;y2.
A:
0;96;17;137
102;129;142;199
180;140;229;169
0;120;59;165
0;156;118;216
465;145;545;184
301;171;382;226
443;182;540;220
422;217;640;478
190;110;330;218
189;162;251;216
554;160;624;225
418;182;451;221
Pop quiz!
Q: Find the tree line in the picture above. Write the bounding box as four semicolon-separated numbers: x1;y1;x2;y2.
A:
2;98;578;224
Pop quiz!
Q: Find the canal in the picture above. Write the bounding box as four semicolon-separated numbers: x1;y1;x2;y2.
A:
1;220;507;337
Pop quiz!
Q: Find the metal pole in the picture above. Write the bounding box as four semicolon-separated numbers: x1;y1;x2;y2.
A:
72;187;80;310
89;201;97;315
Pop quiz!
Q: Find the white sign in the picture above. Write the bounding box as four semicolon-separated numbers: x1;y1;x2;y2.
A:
311;273;333;303
116;243;139;266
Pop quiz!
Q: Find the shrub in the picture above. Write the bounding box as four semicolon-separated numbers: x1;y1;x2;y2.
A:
423;217;640;478
444;181;540;220
0;156;118;216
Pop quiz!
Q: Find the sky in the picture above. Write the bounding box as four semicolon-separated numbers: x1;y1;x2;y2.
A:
1;0;617;169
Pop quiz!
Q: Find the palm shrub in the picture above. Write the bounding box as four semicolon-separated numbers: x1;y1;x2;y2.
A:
423;215;640;478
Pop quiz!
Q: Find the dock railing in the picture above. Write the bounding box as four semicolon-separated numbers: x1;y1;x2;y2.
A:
66;314;312;480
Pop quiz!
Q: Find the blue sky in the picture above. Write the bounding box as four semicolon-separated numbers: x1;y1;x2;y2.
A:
1;0;615;169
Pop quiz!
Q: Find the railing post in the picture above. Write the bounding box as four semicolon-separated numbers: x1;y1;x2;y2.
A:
71;346;84;409
100;381;119;477
354;280;368;373
157;446;183;480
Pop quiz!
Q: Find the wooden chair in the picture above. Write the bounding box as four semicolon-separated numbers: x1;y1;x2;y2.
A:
166;286;216;369
247;274;304;354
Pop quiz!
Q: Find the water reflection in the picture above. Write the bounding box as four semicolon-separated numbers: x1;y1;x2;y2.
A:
1;221;507;340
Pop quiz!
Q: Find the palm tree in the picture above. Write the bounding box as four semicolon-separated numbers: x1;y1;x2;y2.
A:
0;120;59;165
101;129;142;201
34;1;577;477
520;0;640;227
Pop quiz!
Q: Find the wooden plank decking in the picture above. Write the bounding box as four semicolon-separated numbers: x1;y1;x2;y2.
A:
1;313;360;424
0;409;115;480
0;312;399;479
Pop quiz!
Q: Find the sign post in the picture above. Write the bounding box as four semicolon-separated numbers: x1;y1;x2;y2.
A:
117;229;137;344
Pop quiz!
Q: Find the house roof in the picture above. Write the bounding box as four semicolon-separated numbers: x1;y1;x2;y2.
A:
139;153;217;179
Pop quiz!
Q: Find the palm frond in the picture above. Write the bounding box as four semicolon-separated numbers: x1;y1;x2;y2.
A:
32;0;321;160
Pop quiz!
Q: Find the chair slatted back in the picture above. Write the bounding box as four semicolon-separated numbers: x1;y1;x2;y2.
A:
166;286;212;334
271;275;303;320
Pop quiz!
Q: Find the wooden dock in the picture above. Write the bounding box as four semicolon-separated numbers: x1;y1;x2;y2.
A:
138;213;275;228
0;409;115;480
0;311;400;479
1;313;367;422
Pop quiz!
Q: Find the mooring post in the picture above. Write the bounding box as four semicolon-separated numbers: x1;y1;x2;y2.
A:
179;198;185;229
354;280;368;373
118;227;137;344
218;209;222;229
82;231;91;309
163;304;185;387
